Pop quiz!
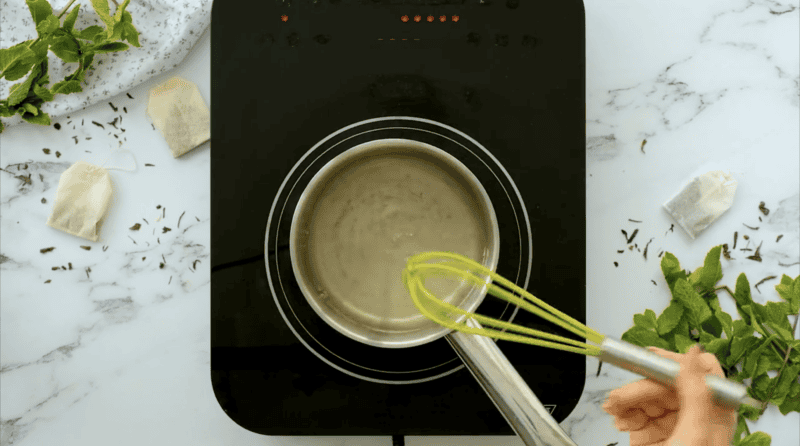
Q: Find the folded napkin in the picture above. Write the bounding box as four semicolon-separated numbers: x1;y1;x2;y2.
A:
0;0;212;129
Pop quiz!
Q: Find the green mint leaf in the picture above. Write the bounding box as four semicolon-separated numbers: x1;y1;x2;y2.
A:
93;42;129;54
779;381;800;415
621;326;671;349
63;5;81;32
673;279;713;326
26;0;53;25
76;25;105;41
0;40;37;73
743;334;779;379
734;273;753;307
121;10;133;23
113;0;132;23
716;310;733;339
737;432;771;446
21;103;38;115
21;109;50;125
51;79;82;95
634;309;658;330
122;22;141;47
89;0;115;37
688;267;704;287
661;252;689;294
733;319;755;338
109;21;125;42
775;274;800;313
754;353;785;379
700;245;724;290
703;337;729;357
657;300;684;335
771;364;800;407
672;333;695;353
49;36;80;63
36;15;60;36
0;119;4;133
0;103;12;117
32;84;53;101
764;321;794;342
7;64;41;106
727;335;758;368
3;62;36;81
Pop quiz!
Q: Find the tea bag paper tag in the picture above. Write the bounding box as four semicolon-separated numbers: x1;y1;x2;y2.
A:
147;76;210;158
663;170;738;239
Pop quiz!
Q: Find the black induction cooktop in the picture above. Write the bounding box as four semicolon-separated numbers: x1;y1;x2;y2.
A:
211;0;586;438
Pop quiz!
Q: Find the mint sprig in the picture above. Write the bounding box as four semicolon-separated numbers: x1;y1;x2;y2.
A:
0;0;141;133
622;245;800;445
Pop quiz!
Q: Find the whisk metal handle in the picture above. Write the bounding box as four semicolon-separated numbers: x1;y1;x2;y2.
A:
599;336;763;409
447;317;578;446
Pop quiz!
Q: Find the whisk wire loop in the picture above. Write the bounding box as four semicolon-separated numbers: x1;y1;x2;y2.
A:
403;252;604;356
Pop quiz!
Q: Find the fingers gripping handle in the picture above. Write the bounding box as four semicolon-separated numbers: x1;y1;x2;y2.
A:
598;337;762;409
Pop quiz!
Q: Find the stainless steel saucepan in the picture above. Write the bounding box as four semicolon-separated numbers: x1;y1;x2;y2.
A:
289;136;577;446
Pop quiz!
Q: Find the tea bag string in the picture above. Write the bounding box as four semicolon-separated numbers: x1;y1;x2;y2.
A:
99;146;137;172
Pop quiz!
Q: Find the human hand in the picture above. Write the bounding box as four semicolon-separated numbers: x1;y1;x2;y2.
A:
602;344;736;445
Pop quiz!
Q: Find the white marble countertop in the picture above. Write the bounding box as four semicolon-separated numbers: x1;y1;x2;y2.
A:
1;2;799;445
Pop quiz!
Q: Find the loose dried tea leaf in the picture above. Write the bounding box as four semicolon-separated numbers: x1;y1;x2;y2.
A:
643;238;654;260
108;117;118;128
722;244;734;260
744;224;759;230
80;245;91;250
665;224;674;235
156;205;161;209
54;123;61;130
92;121;104;129
759;202;769;216
41;198;46;203
614;261;619;267
651;280;657;286
43;148;51;154
162;227;171;233
51;266;59;270
40;247;55;253
177;211;185;228
617;250;624;254
776;235;783;243
629;219;642;223
127;236;136;244
102;246;108;252
127;93;133;99
44;280;51;283
123;107;127;113
159;262;165;269
55;151;60;158
626;229;639;244
142;218;148;224
192;259;201;269
744;235;750;241
109;102;118;112
746;241;763;262
754;276;776;293
68;262;72;270
641;139;647;153
129;223;141;230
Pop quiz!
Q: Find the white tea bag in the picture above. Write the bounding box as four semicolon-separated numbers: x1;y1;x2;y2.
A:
663;170;738;239
46;149;136;242
147;76;210;158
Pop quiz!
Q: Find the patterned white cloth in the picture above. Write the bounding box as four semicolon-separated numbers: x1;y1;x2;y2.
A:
0;0;212;129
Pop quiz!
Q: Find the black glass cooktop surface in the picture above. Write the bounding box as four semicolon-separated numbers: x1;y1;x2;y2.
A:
211;0;586;437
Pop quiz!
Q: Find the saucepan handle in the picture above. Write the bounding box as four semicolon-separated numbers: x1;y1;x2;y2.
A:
446;317;578;446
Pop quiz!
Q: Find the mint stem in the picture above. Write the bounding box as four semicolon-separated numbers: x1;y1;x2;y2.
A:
712;285;789;358
56;0;79;19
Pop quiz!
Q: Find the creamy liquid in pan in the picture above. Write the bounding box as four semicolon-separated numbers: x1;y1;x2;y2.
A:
307;155;487;330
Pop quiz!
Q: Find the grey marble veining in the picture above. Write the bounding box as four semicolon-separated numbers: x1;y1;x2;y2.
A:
1;1;799;446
